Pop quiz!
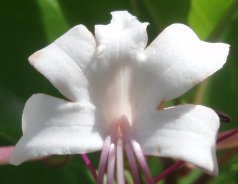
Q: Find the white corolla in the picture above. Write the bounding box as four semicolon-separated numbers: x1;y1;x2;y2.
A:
10;11;229;180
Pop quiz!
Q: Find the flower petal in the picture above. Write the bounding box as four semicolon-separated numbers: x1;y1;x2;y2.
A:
86;11;148;122
142;24;229;109
54;25;96;70
9;94;106;165
29;25;96;102
95;11;148;63
134;105;219;175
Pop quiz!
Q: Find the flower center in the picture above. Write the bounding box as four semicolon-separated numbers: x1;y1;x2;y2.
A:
97;116;155;184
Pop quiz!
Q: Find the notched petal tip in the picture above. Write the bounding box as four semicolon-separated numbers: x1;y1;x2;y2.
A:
95;11;149;60
111;10;135;20
96;10;149;35
110;10;149;28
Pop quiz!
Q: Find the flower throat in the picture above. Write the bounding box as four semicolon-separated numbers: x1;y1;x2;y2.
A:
97;116;154;184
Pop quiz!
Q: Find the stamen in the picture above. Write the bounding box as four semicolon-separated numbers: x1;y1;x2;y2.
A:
81;154;97;181
97;136;111;184
116;139;125;184
124;135;141;184
131;140;155;184
107;143;116;184
121;117;154;184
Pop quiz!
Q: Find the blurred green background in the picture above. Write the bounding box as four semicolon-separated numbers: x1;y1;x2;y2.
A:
0;0;238;183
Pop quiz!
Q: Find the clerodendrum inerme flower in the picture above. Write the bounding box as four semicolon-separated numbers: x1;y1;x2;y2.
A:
10;11;229;182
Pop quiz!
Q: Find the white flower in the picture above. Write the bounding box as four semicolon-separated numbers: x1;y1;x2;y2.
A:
10;11;229;178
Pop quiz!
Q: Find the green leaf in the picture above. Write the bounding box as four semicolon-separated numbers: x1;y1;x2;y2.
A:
210;154;238;184
206;17;238;130
0;87;23;145
36;0;69;42
188;0;233;39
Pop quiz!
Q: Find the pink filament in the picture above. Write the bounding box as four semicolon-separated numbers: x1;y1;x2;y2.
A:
121;117;154;184
107;143;116;184
131;140;155;184
81;154;97;181
97;136;111;184
116;139;125;184
124;136;141;184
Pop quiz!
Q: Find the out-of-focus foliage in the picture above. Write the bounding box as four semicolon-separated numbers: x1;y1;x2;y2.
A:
0;0;238;183
188;0;234;40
